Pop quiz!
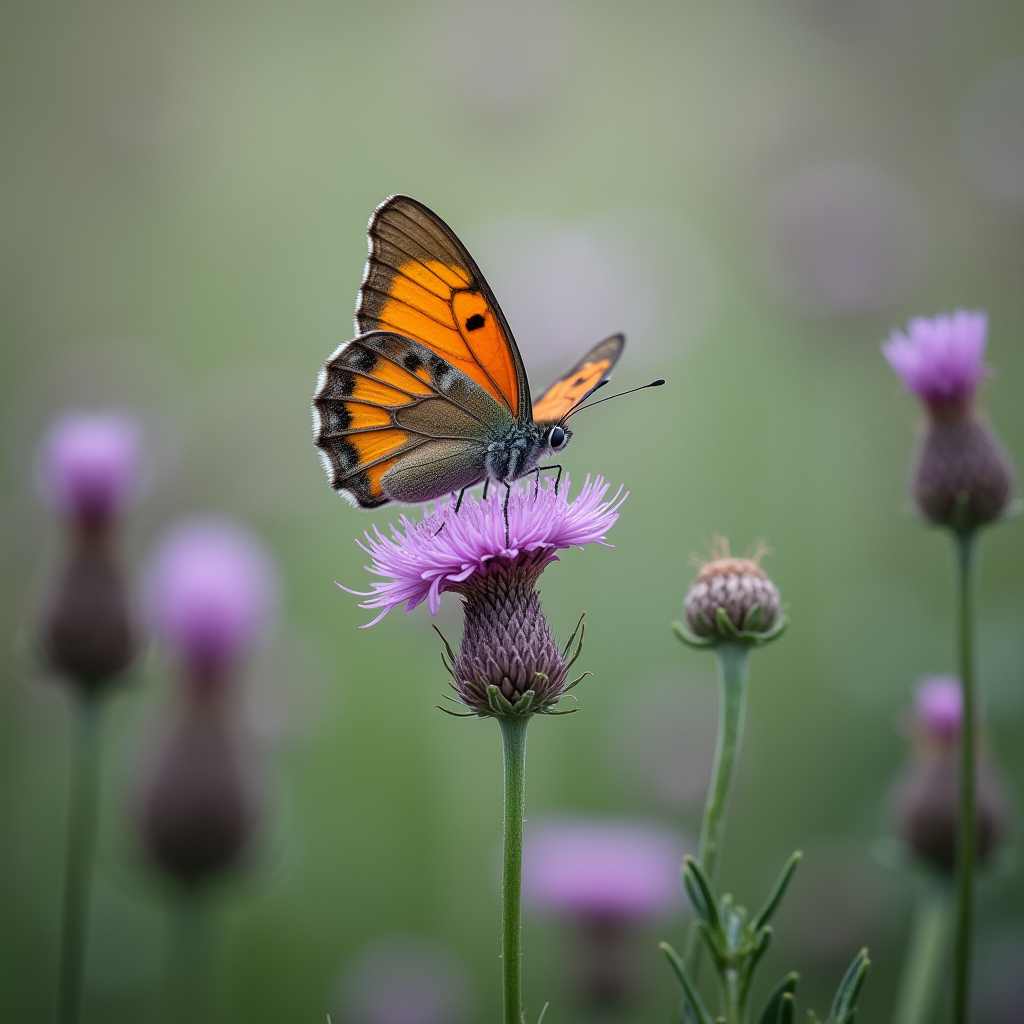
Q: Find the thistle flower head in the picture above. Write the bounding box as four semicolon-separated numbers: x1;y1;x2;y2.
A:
892;676;1008;873
346;476;625;717
913;676;962;743
37;411;143;530
883;309;990;410
523;818;685;923
145;519;278;688
677;537;785;647
883;310;1016;532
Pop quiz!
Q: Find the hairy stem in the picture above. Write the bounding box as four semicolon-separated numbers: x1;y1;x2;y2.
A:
499;716;530;1024
892;880;953;1024
56;693;102;1024
952;532;977;1024
683;642;750;990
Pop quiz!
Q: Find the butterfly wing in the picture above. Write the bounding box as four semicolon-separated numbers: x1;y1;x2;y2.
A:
312;330;514;507
531;334;625;423
356;195;532;422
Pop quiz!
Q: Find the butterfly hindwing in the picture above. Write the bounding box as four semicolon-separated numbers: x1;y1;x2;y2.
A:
312;330;511;508
356;195;532;421
531;334;625;423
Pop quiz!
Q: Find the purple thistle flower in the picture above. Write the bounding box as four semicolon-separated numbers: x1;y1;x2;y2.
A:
346;475;625;626
37;411;143;529
914;676;963;742
523;818;686;923
345;475;624;717
145;519;279;686
883;309;990;409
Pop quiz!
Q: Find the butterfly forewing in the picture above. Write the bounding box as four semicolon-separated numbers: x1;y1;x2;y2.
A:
531;334;625;423
357;196;531;421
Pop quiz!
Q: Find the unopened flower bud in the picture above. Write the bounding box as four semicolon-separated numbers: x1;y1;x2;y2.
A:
679;539;785;646
892;677;1009;873
884;310;1015;533
41;533;137;689
136;707;259;885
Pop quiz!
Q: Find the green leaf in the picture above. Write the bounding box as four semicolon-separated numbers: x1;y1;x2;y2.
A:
777;992;795;1024
486;685;514;716
742;924;773;989
752;851;802;932
660;943;715;1024
825;949;870;1023
742;602;764;632
757;972;799;1024
683;857;723;936
512;689;536;714
672;620;716;648
715;607;741;638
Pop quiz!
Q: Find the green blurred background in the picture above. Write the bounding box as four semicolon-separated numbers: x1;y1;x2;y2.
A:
1;0;1022;1021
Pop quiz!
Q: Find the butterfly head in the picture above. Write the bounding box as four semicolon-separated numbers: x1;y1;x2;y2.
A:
543;423;572;454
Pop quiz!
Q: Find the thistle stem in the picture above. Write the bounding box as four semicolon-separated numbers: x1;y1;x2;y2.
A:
683;642;750;979
56;692;103;1024
167;888;210;1024
952;531;977;1024
498;716;530;1024
892;880;953;1024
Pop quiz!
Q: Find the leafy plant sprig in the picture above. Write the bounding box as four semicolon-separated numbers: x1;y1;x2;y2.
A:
661;854;870;1024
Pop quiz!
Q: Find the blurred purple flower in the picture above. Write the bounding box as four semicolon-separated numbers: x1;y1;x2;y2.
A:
883;310;990;408
523;818;685;923
37;411;143;528
145;519;278;683
345;475;625;626
914;676;962;741
337;935;474;1024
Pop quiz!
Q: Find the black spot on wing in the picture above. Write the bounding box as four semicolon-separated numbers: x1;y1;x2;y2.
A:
429;356;450;379
402;351;423;373
319;404;351;432
320;368;356;399
465;313;485;332
349;347;378;373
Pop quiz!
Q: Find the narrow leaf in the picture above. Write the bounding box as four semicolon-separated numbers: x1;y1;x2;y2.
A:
659;943;715;1024
777;992;795;1024
826;949;870;1023
757;972;799;1024
683;857;723;935
752;851;802;932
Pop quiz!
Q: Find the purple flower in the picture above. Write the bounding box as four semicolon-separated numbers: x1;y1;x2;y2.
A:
883;309;991;408
523;818;686;922
145;519;279;683
37;411;143;527
914;676;962;741
345;475;626;627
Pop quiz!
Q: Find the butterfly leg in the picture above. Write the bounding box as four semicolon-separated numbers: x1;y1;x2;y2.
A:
433;488;468;536
482;479;490;500
535;464;564;495
503;483;512;548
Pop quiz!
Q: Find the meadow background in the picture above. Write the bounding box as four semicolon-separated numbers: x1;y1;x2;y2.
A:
1;1;1022;1021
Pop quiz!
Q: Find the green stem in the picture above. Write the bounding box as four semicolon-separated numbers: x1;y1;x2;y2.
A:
498;716;530;1024
952;532;977;1024
684;643;750;973
892;880;953;1024
56;693;103;1024
723;968;743;1024
167;888;210;1024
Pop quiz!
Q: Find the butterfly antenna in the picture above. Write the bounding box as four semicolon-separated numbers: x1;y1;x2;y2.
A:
563;378;665;420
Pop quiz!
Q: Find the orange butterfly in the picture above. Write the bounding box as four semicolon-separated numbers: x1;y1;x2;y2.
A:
312;195;629;511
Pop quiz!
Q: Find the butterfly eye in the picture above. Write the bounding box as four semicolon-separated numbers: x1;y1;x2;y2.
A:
548;426;567;450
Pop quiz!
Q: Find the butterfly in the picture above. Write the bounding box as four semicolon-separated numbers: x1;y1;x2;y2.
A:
312;195;628;514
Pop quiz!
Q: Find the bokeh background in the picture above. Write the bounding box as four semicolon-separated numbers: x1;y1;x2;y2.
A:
2;0;1023;1021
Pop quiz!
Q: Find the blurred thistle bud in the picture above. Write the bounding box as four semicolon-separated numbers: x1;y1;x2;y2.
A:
676;537;786;647
891;677;1009;874
348;477;624;718
883;310;1016;533
136;519;278;885
144;519;278;691
36;412;143;690
523;818;686;1010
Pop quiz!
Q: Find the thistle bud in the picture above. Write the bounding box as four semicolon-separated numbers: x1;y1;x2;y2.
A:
36;412;143;690
136;519;278;885
883;310;1015;533
892;677;1009;873
678;539;785;646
